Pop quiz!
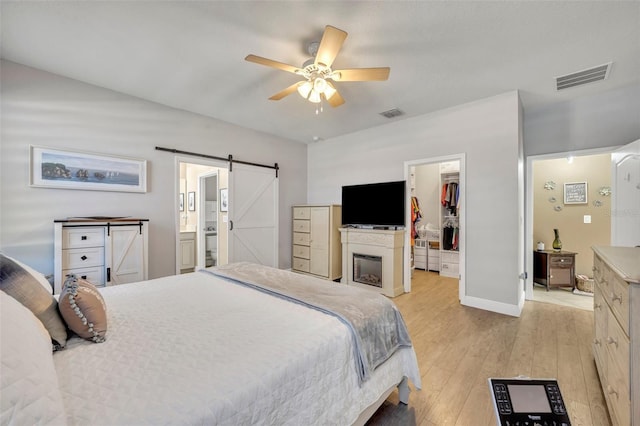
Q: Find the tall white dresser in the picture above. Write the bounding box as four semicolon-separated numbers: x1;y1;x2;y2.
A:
291;205;342;281
54;218;149;294
592;246;640;426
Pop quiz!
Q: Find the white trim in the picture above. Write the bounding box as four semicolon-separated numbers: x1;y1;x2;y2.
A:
461;293;524;318
403;153;466;304
175;156;228;275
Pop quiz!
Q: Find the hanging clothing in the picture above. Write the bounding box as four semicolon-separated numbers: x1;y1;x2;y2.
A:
411;196;422;246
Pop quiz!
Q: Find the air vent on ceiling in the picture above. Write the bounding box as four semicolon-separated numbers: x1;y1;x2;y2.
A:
379;108;405;119
556;62;612;91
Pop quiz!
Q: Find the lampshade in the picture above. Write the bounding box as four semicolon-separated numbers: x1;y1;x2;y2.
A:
297;81;313;99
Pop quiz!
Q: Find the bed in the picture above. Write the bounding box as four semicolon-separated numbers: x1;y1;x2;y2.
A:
1;259;421;426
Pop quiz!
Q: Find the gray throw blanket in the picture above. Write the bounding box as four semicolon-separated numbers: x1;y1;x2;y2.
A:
201;262;412;385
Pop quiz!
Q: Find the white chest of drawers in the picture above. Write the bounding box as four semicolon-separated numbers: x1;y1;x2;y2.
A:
291;205;342;281
54;218;149;294
592;246;640;426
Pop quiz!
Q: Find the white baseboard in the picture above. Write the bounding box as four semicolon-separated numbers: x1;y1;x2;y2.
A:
461;294;523;317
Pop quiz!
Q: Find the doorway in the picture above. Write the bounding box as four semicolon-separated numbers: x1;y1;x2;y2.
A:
404;154;466;301
176;157;229;274
525;148;614;307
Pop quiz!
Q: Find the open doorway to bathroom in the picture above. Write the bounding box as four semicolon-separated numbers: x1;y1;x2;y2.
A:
177;158;229;274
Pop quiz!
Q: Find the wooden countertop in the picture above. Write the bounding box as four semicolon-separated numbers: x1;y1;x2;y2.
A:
592;246;640;284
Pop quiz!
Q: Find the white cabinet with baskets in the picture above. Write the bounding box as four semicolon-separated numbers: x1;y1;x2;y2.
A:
414;239;427;270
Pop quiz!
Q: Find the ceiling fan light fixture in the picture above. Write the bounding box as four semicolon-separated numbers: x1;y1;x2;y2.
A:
330;71;341;81
308;90;322;103
313;77;328;93
323;84;337;100
297;81;313;99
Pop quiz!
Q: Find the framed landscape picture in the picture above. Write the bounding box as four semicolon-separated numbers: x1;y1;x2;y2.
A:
30;146;147;193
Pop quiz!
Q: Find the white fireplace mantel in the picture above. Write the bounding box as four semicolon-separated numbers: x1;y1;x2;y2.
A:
339;228;405;297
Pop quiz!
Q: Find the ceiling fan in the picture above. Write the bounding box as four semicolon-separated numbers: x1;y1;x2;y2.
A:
245;25;390;111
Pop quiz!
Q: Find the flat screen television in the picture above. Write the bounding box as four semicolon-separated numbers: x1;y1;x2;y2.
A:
341;180;406;228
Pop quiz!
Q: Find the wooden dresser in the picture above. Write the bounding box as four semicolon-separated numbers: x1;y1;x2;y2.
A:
291;205;342;281
592;246;640;426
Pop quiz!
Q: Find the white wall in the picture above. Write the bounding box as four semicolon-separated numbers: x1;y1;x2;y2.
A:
524;83;640;156
308;91;523;312
0;60;307;278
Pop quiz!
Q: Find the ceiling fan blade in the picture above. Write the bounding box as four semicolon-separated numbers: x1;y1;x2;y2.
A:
245;54;301;74
314;25;348;67
333;67;390;81
325;81;345;107
269;82;301;101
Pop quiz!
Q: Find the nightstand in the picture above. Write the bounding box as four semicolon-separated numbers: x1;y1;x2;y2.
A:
533;250;577;291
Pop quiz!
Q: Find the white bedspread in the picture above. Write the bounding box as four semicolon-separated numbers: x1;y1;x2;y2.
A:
53;270;421;425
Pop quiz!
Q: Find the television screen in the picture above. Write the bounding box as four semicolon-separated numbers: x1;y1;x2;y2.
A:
341;180;406;227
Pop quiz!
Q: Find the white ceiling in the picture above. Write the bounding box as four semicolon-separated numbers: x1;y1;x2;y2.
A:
2;1;639;144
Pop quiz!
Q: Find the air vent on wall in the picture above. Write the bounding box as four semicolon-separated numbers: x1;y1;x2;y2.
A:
556;62;611;91
379;108;404;119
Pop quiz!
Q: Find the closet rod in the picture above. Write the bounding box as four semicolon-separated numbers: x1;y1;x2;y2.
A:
155;147;279;177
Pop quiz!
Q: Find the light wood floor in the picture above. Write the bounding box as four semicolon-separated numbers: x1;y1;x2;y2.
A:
366;270;611;426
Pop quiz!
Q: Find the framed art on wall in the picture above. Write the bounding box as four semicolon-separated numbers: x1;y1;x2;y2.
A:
188;192;196;211
220;188;228;212
564;182;588;204
179;193;185;212
30;145;147;192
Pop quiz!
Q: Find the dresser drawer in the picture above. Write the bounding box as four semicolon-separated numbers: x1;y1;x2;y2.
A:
292;257;310;273
609;274;630;336
549;255;573;267
441;251;459;264
293;207;311;220
62;247;105;269
606;309;630;377
62;227;105;248
593;284;608;372
293;232;310;246
293;219;310;233
62;266;105;286
606;359;631;426
293;245;310;259
441;262;459;276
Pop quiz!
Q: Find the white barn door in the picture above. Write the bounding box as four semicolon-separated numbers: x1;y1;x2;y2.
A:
228;163;279;267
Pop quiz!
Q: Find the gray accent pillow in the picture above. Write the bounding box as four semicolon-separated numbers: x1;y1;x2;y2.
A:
0;253;67;349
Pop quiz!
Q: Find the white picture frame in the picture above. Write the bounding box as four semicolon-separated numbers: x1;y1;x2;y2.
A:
30;145;147;193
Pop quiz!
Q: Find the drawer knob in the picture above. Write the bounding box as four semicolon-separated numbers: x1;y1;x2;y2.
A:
611;293;622;303
81;255;88;261
81;235;87;240
593;338;601;346
594;303;601;310
607;336;618;348
606;385;618;398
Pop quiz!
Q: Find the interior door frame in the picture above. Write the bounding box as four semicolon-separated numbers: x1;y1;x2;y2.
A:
174;156;228;275
403;153;466;301
197;170;218;269
524;146;616;300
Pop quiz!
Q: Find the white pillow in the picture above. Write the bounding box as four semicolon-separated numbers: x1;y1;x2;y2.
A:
2;254;52;293
0;291;68;425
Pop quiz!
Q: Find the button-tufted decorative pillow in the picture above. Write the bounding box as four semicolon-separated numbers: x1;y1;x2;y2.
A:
58;275;107;343
0;253;67;350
